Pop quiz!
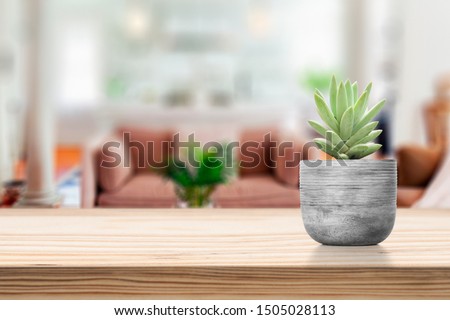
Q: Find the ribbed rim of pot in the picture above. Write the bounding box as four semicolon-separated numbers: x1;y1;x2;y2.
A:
300;159;396;162
300;159;397;169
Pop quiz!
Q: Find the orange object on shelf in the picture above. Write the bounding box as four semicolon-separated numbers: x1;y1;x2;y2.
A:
13;146;81;181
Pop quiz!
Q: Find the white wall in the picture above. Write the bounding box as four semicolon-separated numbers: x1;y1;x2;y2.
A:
0;0;26;183
395;0;450;145
0;0;13;183
0;86;11;184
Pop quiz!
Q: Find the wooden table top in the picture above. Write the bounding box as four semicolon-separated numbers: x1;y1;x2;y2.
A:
0;208;449;299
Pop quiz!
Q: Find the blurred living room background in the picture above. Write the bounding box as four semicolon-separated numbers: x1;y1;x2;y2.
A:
1;0;450;208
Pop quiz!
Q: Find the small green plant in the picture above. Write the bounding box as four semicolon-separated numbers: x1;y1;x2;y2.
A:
162;145;232;208
308;76;385;159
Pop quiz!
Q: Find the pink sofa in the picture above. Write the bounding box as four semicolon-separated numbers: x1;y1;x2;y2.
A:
81;127;306;208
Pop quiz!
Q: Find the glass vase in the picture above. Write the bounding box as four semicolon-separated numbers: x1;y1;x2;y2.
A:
175;185;216;208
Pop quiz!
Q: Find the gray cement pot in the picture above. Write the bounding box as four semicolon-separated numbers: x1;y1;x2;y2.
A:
300;159;397;246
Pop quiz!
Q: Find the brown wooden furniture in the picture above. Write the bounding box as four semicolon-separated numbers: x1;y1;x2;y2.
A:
396;74;450;207
1;208;450;299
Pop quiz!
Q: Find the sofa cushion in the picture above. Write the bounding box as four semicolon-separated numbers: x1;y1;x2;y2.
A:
117;127;173;174
239;128;277;176
397;187;425;208
397;145;442;187
273;136;306;188
213;175;299;208
98;173;177;207
98;139;133;192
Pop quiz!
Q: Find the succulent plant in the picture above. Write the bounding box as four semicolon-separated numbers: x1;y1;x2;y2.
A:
308;76;385;159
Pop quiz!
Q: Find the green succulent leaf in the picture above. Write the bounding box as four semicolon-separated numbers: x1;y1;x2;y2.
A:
351;82;358;105
336;83;348;122
358;143;382;158
355;129;382;145
364;82;372;100
346;121;378;147
355;82;372;121
339;107;354;141
346;144;369;159
308;120;328;137
313;138;327;147
325;130;348;153
347;143;382;159
353;90;368;122
329;76;337;116
314;92;339;132
353;100;385;132
316;89;326;100
364;82;372;95
345;80;353;106
313;138;342;159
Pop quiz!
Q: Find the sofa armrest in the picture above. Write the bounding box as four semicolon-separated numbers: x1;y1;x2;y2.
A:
81;133;119;208
396;145;443;187
273;135;309;188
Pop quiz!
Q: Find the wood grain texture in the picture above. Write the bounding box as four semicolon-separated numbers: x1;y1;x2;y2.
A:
0;208;450;299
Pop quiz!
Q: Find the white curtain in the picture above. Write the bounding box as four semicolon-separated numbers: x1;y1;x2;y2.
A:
414;106;450;208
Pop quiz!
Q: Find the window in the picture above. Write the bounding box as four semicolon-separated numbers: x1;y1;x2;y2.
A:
56;21;101;108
